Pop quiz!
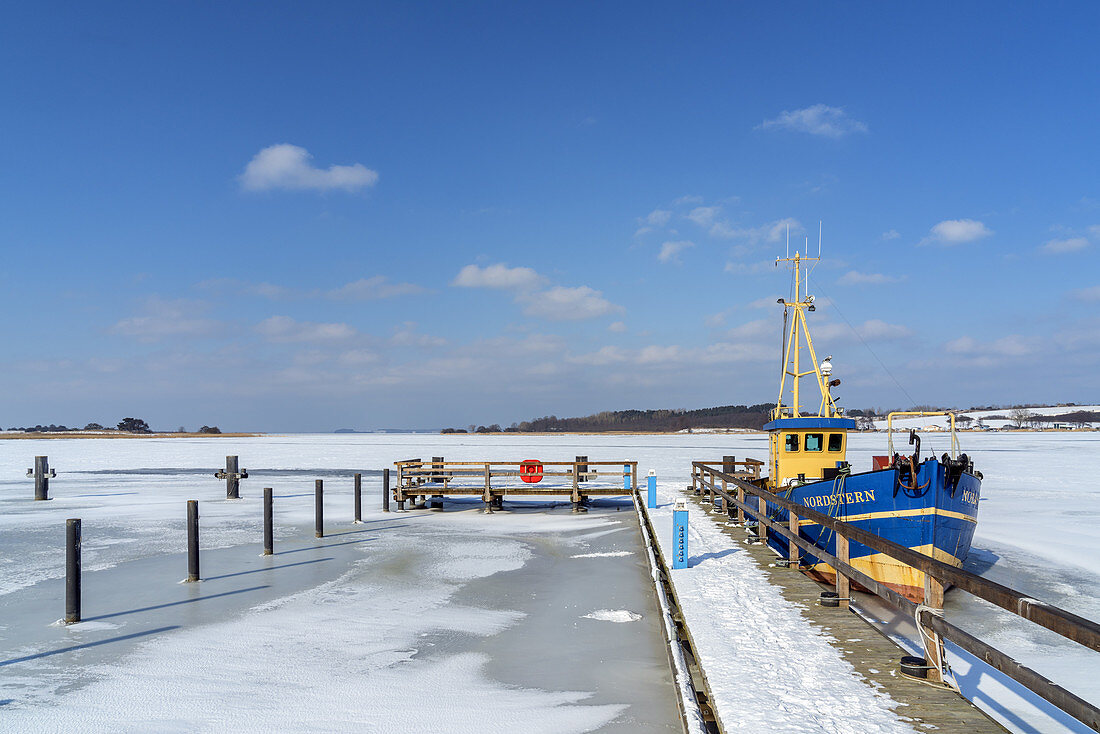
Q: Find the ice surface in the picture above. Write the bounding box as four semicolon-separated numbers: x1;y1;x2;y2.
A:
582;610;642;623
1;431;1097;733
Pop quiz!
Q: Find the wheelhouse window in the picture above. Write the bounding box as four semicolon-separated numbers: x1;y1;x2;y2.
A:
784;434;800;452
805;433;823;452
828;433;844;452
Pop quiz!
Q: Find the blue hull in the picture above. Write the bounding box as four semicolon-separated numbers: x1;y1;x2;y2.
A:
763;458;981;601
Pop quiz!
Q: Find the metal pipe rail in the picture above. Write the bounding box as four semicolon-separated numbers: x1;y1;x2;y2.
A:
692;461;1100;732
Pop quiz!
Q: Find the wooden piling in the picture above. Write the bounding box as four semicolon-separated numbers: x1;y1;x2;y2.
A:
186;500;200;582
263;488;273;555
65;518;81;623
757;495;767;543
835;533;850;610
33;456;54;501
383;468;390;512
315;480;324;538
354;473;362;523
483;462;493;513
225;456;241;499
923;574;946;683
576;455;588;483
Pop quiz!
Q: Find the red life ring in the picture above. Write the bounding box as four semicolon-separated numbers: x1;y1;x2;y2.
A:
519;459;544;484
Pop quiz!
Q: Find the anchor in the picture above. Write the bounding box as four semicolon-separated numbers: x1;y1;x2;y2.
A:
214;455;249;499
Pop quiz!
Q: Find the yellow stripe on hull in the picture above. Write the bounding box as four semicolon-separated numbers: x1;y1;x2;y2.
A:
805;544;962;603
797;506;977;528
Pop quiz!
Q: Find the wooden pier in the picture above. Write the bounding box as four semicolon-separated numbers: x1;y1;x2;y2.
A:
678;490;1008;733
685;459;1100;733
393;458;639;512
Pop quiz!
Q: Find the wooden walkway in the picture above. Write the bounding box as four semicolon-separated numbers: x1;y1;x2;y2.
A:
685;492;1008;734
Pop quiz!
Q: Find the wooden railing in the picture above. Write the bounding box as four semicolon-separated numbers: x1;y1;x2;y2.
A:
691;460;1100;732
393;459;640;512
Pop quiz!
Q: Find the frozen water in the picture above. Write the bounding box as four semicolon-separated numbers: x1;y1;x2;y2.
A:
1;430;1097;732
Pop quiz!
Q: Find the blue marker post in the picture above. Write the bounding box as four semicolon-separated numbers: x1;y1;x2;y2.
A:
623;464;631;490
672;500;688;569
647;470;657;509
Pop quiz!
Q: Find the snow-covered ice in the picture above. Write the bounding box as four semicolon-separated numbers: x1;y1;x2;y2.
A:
1;431;1097;732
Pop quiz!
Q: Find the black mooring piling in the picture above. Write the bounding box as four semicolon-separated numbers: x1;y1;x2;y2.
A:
315;479;324;538
215;455;248;499
354;473;362;523
186;500;200;582
65;518;81;624
263;488;273;555
383;468;390;512
29;455;56;501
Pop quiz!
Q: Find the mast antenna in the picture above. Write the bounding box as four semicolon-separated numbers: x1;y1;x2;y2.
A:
786;225;790;258
818;221;822;256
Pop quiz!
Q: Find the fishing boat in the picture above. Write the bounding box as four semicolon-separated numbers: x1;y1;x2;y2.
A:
759;249;982;603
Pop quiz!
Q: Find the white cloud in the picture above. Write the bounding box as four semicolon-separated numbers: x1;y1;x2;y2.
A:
704;310;729;328
710;217;800;243
757;104;868;138
110;298;222;342
256;316;358;343
452;263;543;289
199;276;422;301
944;334;1036;357
882;229;900;240
836;270;898;286
658;240;695;264
239;144;379;192
391;322;447;347
687;206;720;227
520;285;622;321
337;349;380;367
1071;285;1100;302
644;209;671;226
328;276;424;300
1090;225;1100;239
920;219;992;246
607;321;627;333
1041;237;1089;254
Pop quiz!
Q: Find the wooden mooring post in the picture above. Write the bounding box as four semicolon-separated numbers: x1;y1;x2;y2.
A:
315;480;324;538
263;488;273;556
27;456;57;501
922;574;946;683
353;473;362;523
214;456;248;500
186;500;200;582
383;468;391;512
431;457;444;510
65;518;81;623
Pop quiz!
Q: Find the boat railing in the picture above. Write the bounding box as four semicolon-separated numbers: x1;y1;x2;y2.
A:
688;460;1100;731
886;410;960;459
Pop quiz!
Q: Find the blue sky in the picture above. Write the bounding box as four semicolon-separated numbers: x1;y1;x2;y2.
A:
2;2;1099;431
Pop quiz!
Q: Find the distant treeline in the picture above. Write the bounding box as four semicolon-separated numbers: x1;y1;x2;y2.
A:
443;404;776;434
6;418;223;434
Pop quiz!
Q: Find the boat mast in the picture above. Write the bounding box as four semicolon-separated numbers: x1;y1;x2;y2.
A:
774;249;837;420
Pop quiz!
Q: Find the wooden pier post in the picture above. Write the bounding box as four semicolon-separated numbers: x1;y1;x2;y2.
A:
354;473;362;523
65;518;81;623
483;462;493;514
923;574;946;683
757;494;767;543
263;488;273;555
215;456;248;500
788;507;799;566
430;457;444;510
576;456;588;483
186;500;200;582
315;480;324;538
722;456;734;513
29;456;57;501
835;533;849;609
383;468;391;512
736;484;745;524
